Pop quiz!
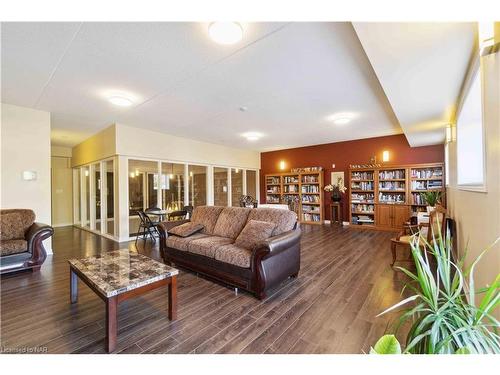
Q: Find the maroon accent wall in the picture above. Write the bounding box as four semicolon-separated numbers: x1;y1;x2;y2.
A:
260;134;444;221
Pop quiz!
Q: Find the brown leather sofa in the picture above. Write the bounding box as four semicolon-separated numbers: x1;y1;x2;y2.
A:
158;206;301;299
0;209;54;274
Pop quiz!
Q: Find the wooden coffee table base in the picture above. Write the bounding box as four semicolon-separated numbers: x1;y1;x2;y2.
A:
70;266;177;353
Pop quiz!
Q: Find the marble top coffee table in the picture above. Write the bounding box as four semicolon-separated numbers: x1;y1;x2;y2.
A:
68;249;178;353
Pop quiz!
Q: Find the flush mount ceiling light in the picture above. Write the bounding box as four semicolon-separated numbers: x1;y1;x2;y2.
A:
242;132;263;141
208;22;243;45
108;95;133;107
326;112;358;125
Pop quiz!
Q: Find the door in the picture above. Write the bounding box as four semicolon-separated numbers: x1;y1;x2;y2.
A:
393;205;410;229
376;204;393;229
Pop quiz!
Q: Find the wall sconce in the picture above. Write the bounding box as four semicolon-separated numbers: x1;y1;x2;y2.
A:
382;150;390;162
135;169;139;177
279;160;286;170
84;170;89;177
22;171;37;181
130;172;135;178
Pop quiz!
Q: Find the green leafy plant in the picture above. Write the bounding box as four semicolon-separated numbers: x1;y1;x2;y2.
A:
420;191;441;207
372;228;500;354
370;335;401;354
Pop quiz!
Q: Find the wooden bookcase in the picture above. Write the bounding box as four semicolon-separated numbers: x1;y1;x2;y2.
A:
348;163;445;231
265;170;324;225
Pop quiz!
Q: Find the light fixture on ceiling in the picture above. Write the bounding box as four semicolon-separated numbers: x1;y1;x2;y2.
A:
208;22;243;45
326;112;357;125
242;132;263;141
108;95;133;107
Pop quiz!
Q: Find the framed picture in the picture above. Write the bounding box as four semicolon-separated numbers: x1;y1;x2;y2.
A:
331;171;345;189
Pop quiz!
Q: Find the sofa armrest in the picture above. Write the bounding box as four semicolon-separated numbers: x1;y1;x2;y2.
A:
25;222;54;264
254;227;302;258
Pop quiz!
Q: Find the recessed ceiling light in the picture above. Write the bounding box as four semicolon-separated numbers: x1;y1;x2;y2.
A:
108;96;133;107
208;22;243;45
242;132;263;141
326;112;357;125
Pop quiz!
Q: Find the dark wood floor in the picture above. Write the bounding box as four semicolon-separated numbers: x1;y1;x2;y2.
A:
0;224;411;354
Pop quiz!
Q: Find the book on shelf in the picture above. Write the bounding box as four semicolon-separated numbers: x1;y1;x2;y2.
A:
266;176;281;184
379;192;405;204
379;170;405;179
411;168;443;179
379;181;406;191
351;203;374;213
283;176;299;184
301;185;320;193
351;193;375;203
351;181;374;190
302;175;319;183
301;194;320;203
302;212;321;222
351;171;374;180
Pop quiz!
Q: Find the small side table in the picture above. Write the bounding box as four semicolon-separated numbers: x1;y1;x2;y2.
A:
330;202;342;226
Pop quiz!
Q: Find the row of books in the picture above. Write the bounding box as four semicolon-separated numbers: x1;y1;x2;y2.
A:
379;170;405;179
266;195;280;203
266;177;280;184
283;176;299;184
302;175;319;183
351;193;375;203
411;180;443;190
379;193;406;204
267;186;280;193
351;204;374;213
351;181;374;191
351;171;373;180
301;185;320;193
284;185;298;193
379;181;405;191
411;168;443;179
303;213;321;222
302;194;320;203
302;205;321;214
352;215;374;224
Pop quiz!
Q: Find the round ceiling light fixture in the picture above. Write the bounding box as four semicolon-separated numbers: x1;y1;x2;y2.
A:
108;95;133;107
326;112;357;125
242;132;263;141
208;22;243;45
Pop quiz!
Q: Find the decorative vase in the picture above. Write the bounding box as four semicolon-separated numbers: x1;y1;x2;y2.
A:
331;190;342;202
426;205;435;214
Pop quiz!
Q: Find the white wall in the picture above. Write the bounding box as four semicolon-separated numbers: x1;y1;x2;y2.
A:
446;50;500;318
1;103;52;253
115;123;260;169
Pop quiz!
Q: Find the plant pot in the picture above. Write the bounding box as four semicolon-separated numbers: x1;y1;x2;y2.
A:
426;206;435;214
331;191;342;202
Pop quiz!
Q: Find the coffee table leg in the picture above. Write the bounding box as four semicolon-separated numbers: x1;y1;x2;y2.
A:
168;275;177;320
70;268;78;304
106;296;118;353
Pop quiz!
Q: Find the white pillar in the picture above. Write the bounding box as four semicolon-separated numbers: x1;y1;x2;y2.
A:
117;155;130;241
207;165;214;206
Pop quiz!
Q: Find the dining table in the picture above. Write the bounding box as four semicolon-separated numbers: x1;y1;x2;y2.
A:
145;209;172;222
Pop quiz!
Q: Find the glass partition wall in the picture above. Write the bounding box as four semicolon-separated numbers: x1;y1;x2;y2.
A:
74;156;258;241
73;158;116;239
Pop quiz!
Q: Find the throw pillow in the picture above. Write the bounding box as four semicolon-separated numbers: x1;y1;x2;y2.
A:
168;222;204;238
235;220;276;250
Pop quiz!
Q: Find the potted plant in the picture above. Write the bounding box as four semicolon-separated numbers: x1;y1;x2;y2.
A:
324;176;347;202
370;229;500;354
420;191;441;214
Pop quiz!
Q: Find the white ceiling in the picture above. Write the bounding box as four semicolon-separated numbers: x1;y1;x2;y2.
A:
353;22;476;147
1;22;475;150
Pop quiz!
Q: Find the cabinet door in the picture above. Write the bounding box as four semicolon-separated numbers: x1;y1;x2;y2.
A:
393;205;410;229
376;204;393;229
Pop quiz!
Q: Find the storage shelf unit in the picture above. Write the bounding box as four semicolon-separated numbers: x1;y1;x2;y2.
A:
265;170;324;224
349;163;445;230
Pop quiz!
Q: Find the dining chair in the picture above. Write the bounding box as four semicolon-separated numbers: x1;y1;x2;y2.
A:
135;211;160;245
168;210;187;221
390;205;447;267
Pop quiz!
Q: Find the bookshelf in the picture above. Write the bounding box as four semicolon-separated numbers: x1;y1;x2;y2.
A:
264;170;324;224
348;163;445;230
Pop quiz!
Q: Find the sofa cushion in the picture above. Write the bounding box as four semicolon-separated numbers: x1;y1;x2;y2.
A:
168;222;204;238
191;206;225;235
188;236;234;258
166;233;208;252
235;220;276;250
0;209;35;240
0;239;28;256
215;244;253;268
213;207;252;239
247;208;297;236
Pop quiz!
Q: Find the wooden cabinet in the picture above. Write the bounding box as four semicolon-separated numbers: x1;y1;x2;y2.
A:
376;204;410;230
